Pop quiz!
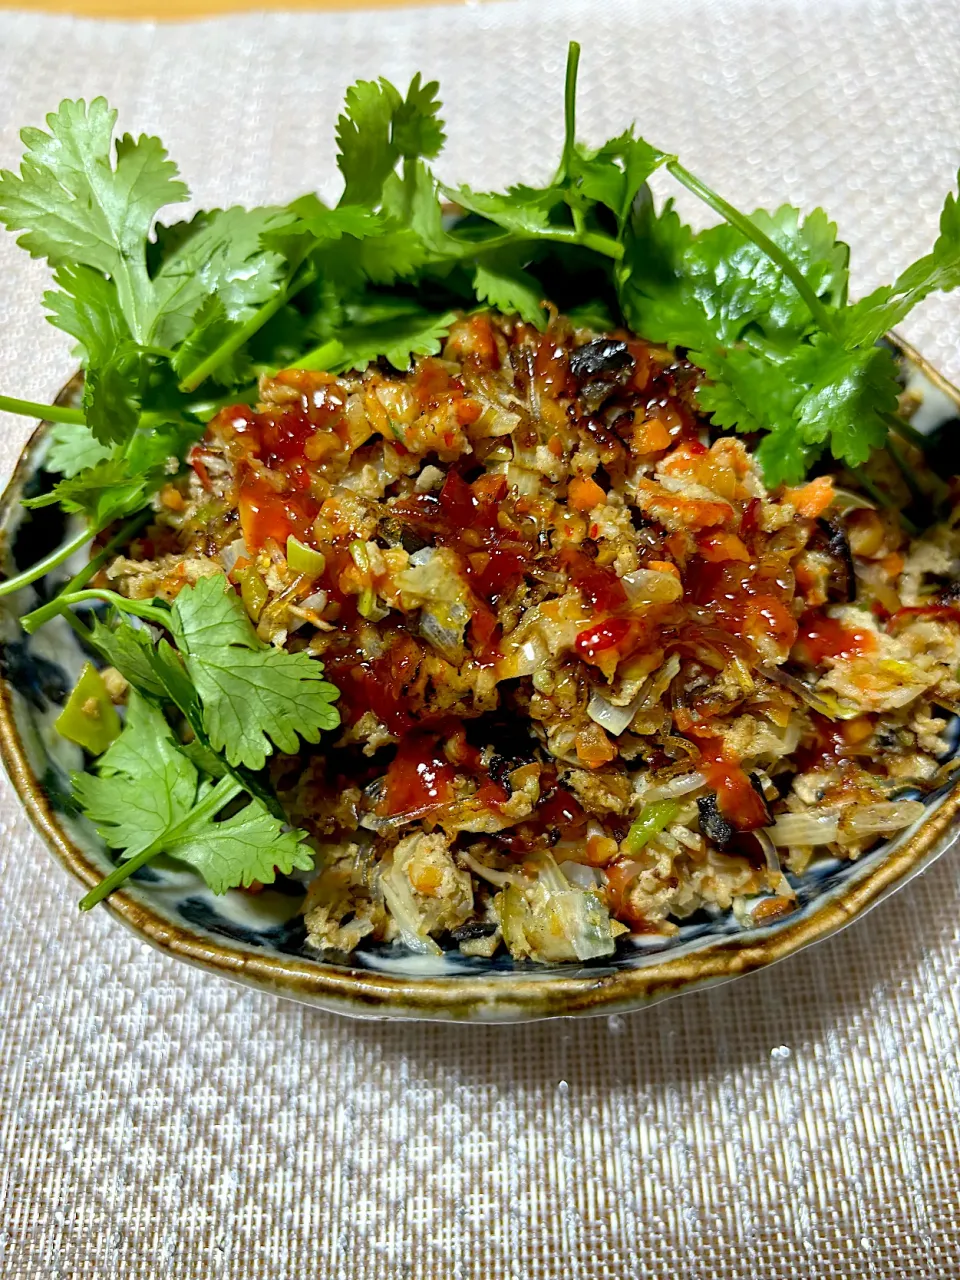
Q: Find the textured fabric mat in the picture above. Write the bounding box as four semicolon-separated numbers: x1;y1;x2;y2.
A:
1;1;960;1276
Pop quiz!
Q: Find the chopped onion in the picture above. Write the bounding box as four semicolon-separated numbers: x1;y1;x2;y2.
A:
559;861;604;889
504;636;549;678
759;664;858;720
753;827;782;877
830;487;878;514
640;771;706;803
767;812;840;846
844;799;926;836
621;567;683;605
587;688;644;736
420;608;468;663
379;858;443;956
478;406;522;437
218;538;249;574
506;464;540;496
415;465;445;493
287;590;329;633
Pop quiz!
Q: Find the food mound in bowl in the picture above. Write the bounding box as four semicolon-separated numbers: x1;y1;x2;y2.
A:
94;310;960;962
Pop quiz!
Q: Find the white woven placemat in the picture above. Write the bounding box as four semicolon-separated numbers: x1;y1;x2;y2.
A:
1;2;959;1275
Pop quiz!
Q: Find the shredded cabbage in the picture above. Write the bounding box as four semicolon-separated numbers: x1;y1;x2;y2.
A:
494;854;622;962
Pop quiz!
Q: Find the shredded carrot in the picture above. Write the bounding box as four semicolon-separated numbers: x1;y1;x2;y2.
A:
632;416;671;454
787;475;835;519
881;552;905;578
697;531;751;563
159;484;185;512
568;475;606;511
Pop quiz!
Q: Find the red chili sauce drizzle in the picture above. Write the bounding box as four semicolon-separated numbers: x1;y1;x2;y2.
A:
685;556;798;653
694;735;770;831
794;610;876;665
378;733;456;819
392;469;533;652
218;385;349;550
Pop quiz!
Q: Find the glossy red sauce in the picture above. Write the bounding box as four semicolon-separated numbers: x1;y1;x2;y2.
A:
537;785;588;837
695;735;770;830
559;546;627;613
891;604;960;626
392;471;533;637
793;712;874;773
218;396;355;550
794;611;876;664
237;474;318;549
378;733;455;818
325;633;422;733
575;617;632;661
685;555;798;653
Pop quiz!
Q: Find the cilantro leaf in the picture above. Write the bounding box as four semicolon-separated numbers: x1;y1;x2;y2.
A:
166;795;314;893
392;73;446;161
839;171;960;348
147;205;291;348
81;339;149;445
381;159;455;256
790;335;899;468
445;182;567;237
171;295;254;388
74;691;197;852
618;197;701;346
45;420;111;477
43;262;130;364
74;691;314;895
0;98;189;342
23;457;150;524
326;307;457;373
86;615;168;697
336;79;403;207
473;251;545;327
169;573;340;771
567;130;668;227
337;74;445;207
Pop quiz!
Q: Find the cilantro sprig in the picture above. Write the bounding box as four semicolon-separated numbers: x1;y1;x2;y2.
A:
74;692;314;910
33;573;338;907
3;42;954;565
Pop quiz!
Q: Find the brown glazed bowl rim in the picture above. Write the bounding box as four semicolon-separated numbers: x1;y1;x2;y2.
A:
1;340;958;1022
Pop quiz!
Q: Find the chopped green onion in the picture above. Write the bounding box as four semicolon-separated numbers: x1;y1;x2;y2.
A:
622;799;680;855
236;567;268;621
55;662;121;755
286;536;326;578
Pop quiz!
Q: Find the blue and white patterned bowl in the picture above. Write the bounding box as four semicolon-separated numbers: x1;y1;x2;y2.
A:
2;343;960;1022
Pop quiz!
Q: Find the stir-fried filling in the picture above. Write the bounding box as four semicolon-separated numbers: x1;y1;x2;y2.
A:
102;311;960;962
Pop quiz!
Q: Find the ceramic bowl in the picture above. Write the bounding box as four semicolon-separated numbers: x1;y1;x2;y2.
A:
2;341;960;1022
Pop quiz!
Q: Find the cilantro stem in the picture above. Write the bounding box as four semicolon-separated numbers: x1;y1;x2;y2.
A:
79;774;243;910
882;411;929;451
21;587;171;636
291;339;346;373
18;510;152;633
857;471;920;535
558;41;581;182
177;266;318;394
0;394;86;426
186;383;259;420
886;438;926;507
666;161;838;337
0;523;96;599
531;226;624;259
